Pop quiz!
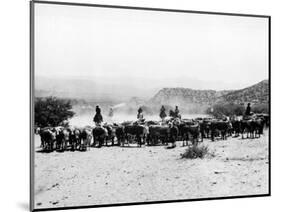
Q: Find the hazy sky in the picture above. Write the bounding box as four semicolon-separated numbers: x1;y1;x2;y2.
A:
34;3;269;92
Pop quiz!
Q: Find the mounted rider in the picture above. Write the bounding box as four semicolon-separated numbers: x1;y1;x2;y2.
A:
93;105;103;126
159;105;167;122
245;103;252;116
174;106;181;119
244;103;253;120
108;107;114;118
137;107;145;123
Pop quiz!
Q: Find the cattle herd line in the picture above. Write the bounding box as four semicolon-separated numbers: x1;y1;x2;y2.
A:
36;113;269;152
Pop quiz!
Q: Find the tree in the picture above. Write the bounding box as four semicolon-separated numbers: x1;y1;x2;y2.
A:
35;96;75;127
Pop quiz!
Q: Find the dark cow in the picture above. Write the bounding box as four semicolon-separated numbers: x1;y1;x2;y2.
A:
69;128;81;151
253;118;265;138
181;123;200;146
231;120;241;137
210;120;231;141
148;125;170;145
198;119;212;141
115;125;126;146
92;126;108;148
263;114;270;127
241;119;255;139
168;124;179;147
148;123;179;146
39;127;57;151
177;119;193;139
124;124;148;147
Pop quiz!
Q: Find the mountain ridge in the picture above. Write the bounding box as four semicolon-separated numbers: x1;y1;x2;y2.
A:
148;79;268;112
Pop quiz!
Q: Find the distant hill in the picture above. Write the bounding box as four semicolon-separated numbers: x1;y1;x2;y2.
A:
150;88;232;106
148;80;268;113
216;79;269;104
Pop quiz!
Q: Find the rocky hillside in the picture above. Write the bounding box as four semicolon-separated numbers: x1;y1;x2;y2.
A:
216;80;269;104
150;88;230;106
149;80;269;110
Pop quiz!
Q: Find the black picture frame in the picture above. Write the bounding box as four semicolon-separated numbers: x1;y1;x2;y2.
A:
30;1;271;211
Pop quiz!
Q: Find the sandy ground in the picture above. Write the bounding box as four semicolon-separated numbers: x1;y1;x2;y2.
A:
34;130;269;209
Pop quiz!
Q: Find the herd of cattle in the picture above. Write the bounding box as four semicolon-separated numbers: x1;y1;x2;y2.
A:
36;113;269;152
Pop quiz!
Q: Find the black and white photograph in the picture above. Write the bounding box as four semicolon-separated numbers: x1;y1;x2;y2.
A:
31;1;270;211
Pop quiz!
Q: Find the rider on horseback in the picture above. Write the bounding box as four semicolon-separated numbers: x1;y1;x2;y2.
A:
160;105;167;122
245;103;251;116
174;106;181;119
93;105;103;126
137;107;145;123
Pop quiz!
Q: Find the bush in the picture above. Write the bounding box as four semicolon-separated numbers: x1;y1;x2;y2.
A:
35;96;75;127
181;145;214;159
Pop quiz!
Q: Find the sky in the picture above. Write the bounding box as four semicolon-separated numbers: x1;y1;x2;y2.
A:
34;3;269;95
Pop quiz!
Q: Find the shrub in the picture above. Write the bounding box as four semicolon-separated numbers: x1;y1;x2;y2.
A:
181;145;214;159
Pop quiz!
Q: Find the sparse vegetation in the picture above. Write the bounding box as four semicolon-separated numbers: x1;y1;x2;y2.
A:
181;145;215;159
206;103;245;118
252;103;269;114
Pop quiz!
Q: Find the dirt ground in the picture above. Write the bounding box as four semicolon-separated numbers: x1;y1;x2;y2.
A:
33;130;269;209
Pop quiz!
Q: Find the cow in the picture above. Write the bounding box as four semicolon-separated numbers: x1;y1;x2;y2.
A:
39;127;57;151
167;123;179;147
148;125;170;145
231;120;241;137
69;128;81;151
263;114;270;128
103;124;116;146
181;123;200;146
240;114;266;139
80;127;92;151
56;127;72;151
124;124;148;147
92;126;108;148
252;117;265;138
199;120;211;141
115;125;126;146
240;119;255;139
210;120;231;141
